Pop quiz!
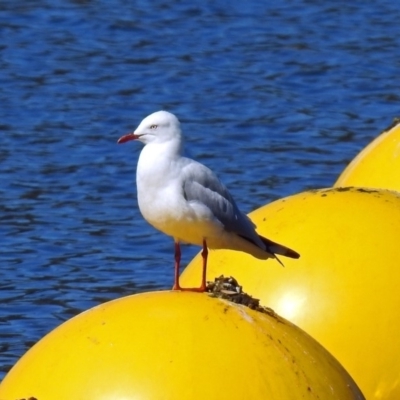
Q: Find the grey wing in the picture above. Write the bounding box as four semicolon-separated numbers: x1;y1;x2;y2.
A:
181;160;263;246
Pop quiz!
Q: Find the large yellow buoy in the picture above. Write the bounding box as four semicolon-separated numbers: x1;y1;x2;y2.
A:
335;119;400;190
0;291;363;399
180;187;400;400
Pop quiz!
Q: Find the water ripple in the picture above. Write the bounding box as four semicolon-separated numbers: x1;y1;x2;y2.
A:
1;0;400;379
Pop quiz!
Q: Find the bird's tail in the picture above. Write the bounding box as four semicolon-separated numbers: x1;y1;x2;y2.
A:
259;235;300;260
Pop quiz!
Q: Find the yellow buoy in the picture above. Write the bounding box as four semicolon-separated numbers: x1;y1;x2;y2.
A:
180;187;400;400
335;119;400;191
0;291;363;399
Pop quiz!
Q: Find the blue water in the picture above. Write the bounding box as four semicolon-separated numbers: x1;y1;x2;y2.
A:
1;0;399;378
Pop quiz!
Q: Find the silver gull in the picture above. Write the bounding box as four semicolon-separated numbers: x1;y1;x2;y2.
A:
118;111;300;291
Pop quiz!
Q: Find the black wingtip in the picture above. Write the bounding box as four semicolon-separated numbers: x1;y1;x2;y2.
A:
259;235;300;260
283;248;301;259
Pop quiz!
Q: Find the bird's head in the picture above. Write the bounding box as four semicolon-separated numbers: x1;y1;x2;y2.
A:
118;110;182;146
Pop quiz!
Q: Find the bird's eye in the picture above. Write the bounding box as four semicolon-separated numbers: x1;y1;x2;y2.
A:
150;124;158;129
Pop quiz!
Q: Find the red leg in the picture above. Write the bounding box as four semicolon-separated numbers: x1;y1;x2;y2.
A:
172;241;182;290
199;239;208;292
171;239;208;292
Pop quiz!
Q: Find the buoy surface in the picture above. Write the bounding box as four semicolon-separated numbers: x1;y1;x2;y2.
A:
181;187;400;399
0;290;363;399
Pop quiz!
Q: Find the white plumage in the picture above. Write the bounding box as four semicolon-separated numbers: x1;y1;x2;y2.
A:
118;111;299;290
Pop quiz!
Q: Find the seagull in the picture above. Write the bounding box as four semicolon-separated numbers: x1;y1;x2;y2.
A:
118;111;300;291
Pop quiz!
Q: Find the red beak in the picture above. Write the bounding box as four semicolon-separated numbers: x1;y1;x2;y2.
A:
117;133;140;144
